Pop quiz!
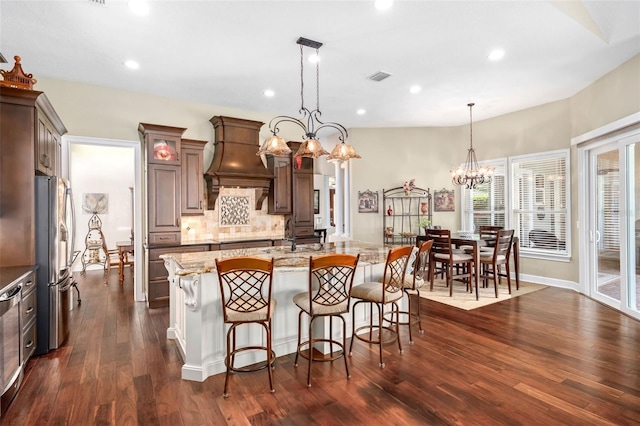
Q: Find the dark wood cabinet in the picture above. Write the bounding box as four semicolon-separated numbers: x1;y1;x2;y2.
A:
139;123;187;308
21;271;37;363
267;155;292;214
0;87;66;268
286;142;319;242
139;123;187;247
148;164;181;236
180;139;206;216
35;111;61;176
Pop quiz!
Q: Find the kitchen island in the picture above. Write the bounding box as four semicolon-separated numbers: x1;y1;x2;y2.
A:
161;240;396;382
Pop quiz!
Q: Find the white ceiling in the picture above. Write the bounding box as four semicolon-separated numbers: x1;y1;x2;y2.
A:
1;0;639;129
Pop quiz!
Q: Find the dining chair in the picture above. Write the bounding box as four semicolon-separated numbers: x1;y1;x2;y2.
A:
349;245;413;368
479;229;514;297
215;256;276;397
478;225;503;251
426;229;475;297
292;253;360;387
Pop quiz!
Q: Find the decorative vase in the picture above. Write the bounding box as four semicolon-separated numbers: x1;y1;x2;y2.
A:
387;205;393;216
420;202;429;214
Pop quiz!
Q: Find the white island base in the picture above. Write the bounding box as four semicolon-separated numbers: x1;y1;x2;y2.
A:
162;242;398;382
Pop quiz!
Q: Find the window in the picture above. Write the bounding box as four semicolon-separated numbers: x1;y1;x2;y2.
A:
510;149;570;259
461;159;506;232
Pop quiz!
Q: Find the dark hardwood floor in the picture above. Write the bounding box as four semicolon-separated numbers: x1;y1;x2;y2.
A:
4;268;639;425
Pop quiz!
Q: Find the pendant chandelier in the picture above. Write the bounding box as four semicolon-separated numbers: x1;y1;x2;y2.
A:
257;37;361;162
450;103;494;189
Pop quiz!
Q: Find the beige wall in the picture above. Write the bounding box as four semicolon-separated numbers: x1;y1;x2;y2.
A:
36;54;640;286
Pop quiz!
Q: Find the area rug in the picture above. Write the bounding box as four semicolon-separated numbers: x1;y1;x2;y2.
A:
418;279;548;310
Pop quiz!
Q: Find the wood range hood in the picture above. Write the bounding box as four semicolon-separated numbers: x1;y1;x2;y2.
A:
204;116;273;210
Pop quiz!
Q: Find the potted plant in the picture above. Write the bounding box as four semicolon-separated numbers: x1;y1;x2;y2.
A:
418;217;431;234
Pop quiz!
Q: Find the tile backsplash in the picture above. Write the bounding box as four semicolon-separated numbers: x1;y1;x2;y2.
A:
181;187;285;242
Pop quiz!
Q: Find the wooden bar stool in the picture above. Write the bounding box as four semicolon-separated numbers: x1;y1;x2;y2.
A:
349;246;413;368
293;253;360;387
215;256;276;397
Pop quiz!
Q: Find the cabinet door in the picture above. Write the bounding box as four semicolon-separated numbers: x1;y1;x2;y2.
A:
293;172;314;229
36;116;52;175
181;146;204;215
268;156;292;214
148;164;181;233
148;134;181;165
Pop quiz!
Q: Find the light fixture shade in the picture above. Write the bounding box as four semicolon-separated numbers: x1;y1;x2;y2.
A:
294;139;329;158
256;135;292;157
327;142;362;162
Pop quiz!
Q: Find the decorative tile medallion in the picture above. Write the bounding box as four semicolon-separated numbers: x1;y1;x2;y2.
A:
219;195;251;227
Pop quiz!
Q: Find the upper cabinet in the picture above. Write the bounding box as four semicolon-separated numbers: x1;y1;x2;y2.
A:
35;110;62;176
139;123;183;166
180;138;207;216
267;155;292;215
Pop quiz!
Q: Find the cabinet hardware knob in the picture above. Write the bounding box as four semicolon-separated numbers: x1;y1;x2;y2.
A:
26;307;34;314
25;340;33;348
25;280;32;287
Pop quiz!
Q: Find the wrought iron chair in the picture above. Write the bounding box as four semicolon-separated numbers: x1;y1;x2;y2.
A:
349;246;413;368
293;254;360;387
215;256;276;397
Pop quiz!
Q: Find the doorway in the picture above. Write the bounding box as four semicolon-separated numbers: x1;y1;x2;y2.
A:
579;123;640;320
64;136;144;302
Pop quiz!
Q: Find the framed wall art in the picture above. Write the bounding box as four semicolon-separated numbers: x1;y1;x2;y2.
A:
358;190;379;213
434;188;455;212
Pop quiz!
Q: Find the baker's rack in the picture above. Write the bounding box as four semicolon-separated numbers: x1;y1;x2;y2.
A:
80;213;108;274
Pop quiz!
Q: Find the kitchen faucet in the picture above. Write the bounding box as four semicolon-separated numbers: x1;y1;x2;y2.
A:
285;218;296;252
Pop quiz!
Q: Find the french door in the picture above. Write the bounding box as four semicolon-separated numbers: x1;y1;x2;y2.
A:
581;132;639;320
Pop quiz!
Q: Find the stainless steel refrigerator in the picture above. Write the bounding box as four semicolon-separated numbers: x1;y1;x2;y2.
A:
35;176;76;355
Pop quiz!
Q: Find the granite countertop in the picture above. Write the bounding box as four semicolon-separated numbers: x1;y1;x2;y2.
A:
161;240;395;276
0;265;38;295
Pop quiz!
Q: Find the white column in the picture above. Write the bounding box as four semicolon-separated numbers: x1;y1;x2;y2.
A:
342;161;351;238
334;161;344;236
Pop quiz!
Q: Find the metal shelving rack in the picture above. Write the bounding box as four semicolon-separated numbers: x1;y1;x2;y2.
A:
382;186;432;245
81;213;108;274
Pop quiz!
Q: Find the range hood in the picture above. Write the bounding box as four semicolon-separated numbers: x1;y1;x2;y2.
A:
204;116;273;210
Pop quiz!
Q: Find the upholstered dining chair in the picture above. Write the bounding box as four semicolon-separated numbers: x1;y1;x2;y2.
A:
292;253;360;387
479;229;514;297
426;229;475;297
215;256;276;397
349;245;413;368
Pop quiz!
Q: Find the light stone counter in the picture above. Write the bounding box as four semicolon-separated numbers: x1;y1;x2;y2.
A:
161;241;398;382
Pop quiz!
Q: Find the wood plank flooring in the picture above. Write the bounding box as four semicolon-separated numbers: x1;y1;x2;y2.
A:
3;268;639;425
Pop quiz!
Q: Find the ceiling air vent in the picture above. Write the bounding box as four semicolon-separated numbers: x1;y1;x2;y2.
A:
88;0;106;5
367;71;392;82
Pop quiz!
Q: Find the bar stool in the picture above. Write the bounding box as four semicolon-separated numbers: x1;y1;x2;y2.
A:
293;254;360;387
215;256;276;397
399;240;432;343
349;246;413;368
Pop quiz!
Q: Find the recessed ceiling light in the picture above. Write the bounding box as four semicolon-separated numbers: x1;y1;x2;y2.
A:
264;89;275;97
488;49;505;61
128;0;149;16
124;60;139;70
409;85;421;94
374;0;394;11
357;109;366;115
308;53;320;64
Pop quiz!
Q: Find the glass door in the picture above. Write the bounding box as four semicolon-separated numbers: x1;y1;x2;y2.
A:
590;146;621;305
584;138;639;319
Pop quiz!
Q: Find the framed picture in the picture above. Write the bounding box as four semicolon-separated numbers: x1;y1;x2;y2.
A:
434;188;455;212
82;193;108;214
313;190;320;214
358;190;379;213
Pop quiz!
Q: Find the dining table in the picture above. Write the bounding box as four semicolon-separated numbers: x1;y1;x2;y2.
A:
115;240;134;284
416;233;520;300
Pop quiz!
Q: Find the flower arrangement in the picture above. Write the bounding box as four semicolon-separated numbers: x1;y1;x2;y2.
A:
403;178;416;194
